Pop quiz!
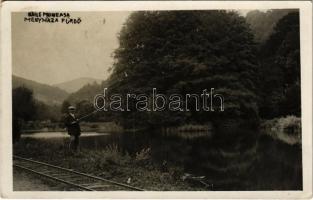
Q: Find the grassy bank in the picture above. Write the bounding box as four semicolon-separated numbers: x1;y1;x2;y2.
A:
13;138;204;191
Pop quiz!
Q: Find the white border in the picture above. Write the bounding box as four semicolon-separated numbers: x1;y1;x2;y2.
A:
1;1;312;199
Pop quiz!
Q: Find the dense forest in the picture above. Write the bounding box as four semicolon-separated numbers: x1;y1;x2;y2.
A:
12;9;300;132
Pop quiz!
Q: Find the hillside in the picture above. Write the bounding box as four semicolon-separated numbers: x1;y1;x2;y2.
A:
245;9;296;42
66;81;108;104
53;77;102;93
12;75;69;105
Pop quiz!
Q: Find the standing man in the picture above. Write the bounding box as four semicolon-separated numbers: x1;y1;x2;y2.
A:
64;106;81;151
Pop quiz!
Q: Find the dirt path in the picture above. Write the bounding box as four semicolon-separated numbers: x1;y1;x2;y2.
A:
13;168;70;191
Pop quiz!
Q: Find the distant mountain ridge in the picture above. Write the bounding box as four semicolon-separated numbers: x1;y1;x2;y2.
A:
53;77;103;93
67;80;108;104
12;75;69;105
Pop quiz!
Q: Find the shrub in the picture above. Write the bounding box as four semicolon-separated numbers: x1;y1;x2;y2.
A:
277;115;301;135
135;148;151;161
261;115;301;145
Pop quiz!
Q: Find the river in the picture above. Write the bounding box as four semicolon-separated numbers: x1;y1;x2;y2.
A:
20;129;302;190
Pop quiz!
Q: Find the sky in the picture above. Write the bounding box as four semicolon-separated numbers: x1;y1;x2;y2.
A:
12;10;255;85
12;11;131;85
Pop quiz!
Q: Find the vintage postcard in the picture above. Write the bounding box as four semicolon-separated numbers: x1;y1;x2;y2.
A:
0;1;312;199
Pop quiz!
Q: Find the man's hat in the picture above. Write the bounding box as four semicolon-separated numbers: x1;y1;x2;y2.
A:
68;106;76;110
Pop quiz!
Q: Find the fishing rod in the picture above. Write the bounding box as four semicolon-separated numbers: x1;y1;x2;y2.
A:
75;109;102;122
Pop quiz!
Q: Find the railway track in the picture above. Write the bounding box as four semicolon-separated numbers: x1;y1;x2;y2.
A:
13;155;145;191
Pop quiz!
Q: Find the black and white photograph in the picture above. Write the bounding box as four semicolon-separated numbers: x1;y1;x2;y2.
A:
0;1;312;198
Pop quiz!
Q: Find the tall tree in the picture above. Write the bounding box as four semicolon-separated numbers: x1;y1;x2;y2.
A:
12;86;37;142
109;11;259;128
61;100;71;114
258;12;300;118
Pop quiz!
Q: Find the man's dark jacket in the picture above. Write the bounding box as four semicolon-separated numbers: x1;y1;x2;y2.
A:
64;114;81;136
